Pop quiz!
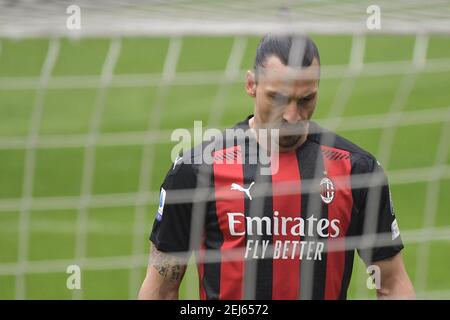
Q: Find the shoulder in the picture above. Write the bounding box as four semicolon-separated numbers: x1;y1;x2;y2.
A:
307;121;378;174
172;118;250;176
162;147;202;189
165;136;220;186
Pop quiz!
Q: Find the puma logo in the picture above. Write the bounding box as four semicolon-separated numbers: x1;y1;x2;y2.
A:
230;182;255;200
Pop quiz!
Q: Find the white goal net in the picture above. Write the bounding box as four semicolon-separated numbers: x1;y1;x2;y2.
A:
0;0;449;300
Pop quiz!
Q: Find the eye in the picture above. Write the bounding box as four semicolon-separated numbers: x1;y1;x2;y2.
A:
297;94;315;106
267;92;276;99
272;93;290;106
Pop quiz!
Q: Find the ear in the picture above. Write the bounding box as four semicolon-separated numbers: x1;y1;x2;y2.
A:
245;70;257;98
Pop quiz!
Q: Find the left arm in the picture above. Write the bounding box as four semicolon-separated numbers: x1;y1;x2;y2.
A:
373;252;415;299
354;157;414;299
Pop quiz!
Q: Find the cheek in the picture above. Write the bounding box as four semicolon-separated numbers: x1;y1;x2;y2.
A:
301;102;317;119
255;95;273;116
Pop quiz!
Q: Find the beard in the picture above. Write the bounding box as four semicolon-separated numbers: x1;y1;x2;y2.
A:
276;121;307;149
278;134;302;148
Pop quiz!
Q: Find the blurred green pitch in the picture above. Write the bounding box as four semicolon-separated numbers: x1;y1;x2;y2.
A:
0;34;449;299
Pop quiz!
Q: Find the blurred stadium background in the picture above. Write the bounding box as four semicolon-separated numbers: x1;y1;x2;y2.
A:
0;0;449;299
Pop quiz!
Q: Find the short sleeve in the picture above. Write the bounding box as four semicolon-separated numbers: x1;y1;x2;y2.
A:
353;157;404;264
149;160;196;253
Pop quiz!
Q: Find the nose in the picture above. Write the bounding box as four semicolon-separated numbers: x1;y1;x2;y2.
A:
282;100;300;124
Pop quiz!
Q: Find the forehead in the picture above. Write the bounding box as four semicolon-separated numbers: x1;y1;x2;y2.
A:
258;56;320;93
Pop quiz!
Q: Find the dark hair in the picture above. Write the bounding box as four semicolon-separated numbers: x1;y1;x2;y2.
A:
254;34;320;78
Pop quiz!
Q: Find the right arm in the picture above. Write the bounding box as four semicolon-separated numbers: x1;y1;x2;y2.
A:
138;245;187;300
140;160;195;299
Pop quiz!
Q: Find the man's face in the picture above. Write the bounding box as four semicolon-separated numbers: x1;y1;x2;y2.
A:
246;56;320;152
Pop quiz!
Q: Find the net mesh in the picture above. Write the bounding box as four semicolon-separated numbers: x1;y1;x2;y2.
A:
1;0;450;37
0;0;449;300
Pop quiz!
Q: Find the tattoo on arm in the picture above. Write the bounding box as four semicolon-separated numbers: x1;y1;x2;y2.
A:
170;264;182;282
149;246;185;282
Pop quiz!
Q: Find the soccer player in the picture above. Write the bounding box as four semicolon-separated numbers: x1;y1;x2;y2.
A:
138;34;415;300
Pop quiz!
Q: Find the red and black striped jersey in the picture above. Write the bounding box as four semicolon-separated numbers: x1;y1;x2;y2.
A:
150;115;404;300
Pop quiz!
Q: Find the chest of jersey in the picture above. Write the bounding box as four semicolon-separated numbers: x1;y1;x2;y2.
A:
211;145;353;243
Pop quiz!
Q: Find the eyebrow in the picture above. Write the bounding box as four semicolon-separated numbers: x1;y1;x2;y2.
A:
299;91;317;99
266;89;317;99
